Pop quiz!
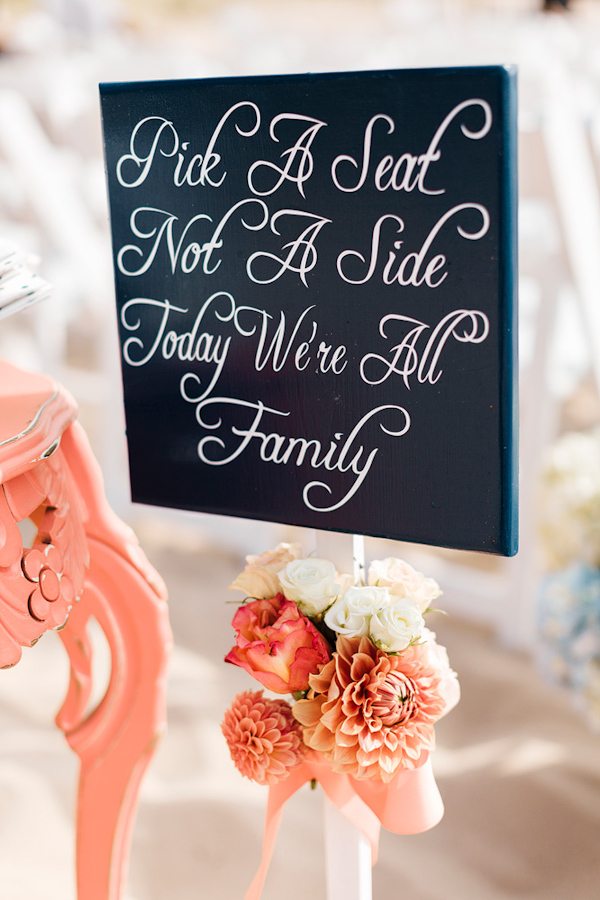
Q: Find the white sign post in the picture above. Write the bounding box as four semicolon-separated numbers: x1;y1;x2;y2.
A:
314;531;371;900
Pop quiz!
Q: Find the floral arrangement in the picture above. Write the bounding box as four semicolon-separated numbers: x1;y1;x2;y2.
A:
537;428;600;730
537;428;600;571
537;564;600;730
221;542;460;788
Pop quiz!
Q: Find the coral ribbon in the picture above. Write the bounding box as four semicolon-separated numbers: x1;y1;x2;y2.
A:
245;753;444;900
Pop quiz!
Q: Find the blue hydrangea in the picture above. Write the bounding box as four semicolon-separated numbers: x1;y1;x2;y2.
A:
537;564;600;729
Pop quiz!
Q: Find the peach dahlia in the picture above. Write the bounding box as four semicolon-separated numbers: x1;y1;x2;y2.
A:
293;635;446;782
221;690;306;785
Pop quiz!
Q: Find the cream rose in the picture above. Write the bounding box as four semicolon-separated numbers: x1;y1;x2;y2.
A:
368;557;441;612
422;627;461;715
278;558;340;616
229;542;303;598
324;585;390;638
369;596;425;653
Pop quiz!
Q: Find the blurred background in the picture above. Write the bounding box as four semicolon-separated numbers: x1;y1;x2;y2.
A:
2;0;600;897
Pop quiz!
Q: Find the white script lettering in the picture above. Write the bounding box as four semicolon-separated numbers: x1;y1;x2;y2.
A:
248;114;327;197
117;199;269;277
246;209;331;286
360;309;490;388
120;292;237;400
331;99;492;195
178;393;410;513
337;203;490;286
116;103;261;189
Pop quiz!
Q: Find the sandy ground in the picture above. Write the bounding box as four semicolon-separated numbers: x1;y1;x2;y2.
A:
0;528;599;900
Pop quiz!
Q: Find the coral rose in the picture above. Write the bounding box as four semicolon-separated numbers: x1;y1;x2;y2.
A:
293;635;446;782
225;594;331;693
221;690;306;785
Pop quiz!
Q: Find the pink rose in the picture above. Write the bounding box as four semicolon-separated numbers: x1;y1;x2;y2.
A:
225;594;331;693
368;557;441;612
229;542;303;599
421;628;461;716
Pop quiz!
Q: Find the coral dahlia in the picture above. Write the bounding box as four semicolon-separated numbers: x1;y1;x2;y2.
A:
293;635;446;782
221;690;306;785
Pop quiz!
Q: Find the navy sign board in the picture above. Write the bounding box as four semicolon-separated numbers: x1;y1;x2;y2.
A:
100;65;518;555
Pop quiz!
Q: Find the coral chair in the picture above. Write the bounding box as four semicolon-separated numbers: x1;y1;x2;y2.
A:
0;359;172;900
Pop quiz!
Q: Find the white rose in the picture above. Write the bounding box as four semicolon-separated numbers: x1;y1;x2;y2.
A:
368;557;441;612
369;596;425;653
278;558;340;616
325;585;390;638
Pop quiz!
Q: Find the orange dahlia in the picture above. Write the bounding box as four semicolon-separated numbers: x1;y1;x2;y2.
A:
293;635;446;782
221;690;306;785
